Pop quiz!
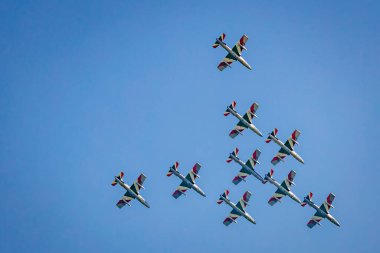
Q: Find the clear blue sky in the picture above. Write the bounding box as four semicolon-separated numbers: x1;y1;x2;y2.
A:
1;1;379;252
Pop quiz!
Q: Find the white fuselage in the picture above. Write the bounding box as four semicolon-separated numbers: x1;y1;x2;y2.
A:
227;107;263;137
115;177;150;208
217;38;252;70
220;195;256;224
265;176;302;204
229;154;265;183
169;168;206;197
268;134;304;164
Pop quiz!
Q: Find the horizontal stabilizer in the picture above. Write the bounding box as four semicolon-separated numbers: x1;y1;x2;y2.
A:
265;128;278;143
166;162;179;177
301;192;313;206
217;190;229;204
111;171;124;186
212;33;226;48
226;147;239;163
224;101;236;116
266;169;274;178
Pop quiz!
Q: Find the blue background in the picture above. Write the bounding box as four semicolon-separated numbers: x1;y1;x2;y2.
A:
1;1;379;252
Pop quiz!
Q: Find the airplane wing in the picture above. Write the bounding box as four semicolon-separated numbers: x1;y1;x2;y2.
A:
307;212;324;228
229;121;246;138
116;191;135;208
129;174;146;195
268;188;286;206
241;103;259;124
319;193;335;214
284;130;301;151
223;208;241;226
232;165;251;185
172;181;189;199
184;163;202;184
217;53;237;71
235;191;252;212
280;170;296;192
232;150;261;185
268;170;296;205
271;147;290;165
231;35;249;57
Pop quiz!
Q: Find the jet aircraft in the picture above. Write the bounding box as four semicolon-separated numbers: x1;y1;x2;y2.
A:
166;162;206;199
226;147;266;184
265;169;302;205
265;128;304;165
224;101;263;138
217;190;256;226
212;33;252;71
301;192;341;228
111;172;150;208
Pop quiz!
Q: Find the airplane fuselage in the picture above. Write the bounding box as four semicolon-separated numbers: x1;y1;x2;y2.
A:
268;134;304;164
227;107;263;137
264;176;302;204
169;168;206;197
303;197;340;227
115;176;150;208
216;38;252;70
229;154;265;183
220;195;256;224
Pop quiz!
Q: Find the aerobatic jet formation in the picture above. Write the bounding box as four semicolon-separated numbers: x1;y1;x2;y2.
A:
166;162;206;199
212;33;252;71
227;148;266;184
301;192;341;228
111;172;150;208
265;169;302;206
224;101;263;138
217;190;256;226
265;128;304;165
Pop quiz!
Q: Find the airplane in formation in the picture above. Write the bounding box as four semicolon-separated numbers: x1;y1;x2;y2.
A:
301;192;341;228
212;33;252;71
265;169;302;205
111;172;150;208
265;128;305;165
226;147;266;184
224;101;263;138
217;190;256;226
166;162;206;199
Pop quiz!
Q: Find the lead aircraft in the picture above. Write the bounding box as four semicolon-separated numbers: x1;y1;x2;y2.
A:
226;147;266;184
265;169;302;205
217;190;256;226
224;101;263;138
111;172;150;208
301;192;341;228
265;128;305;165
166;162;206;199
212;33;252;71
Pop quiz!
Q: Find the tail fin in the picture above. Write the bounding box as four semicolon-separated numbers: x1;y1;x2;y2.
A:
265;128;278;143
266;169;274;178
166;162;179;177
224;101;237;116
301;192;313;207
217;190;229;204
226;147;239;163
212;33;226;48
111;172;124;186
